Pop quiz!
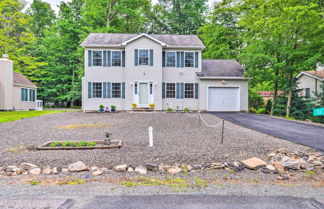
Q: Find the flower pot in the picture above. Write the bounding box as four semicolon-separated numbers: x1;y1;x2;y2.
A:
99;108;104;112
111;108;116;112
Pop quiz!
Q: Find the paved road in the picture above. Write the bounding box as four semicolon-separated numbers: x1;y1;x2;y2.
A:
82;195;323;209
210;112;324;152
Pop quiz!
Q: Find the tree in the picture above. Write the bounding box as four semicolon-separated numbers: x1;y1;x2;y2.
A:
149;0;207;34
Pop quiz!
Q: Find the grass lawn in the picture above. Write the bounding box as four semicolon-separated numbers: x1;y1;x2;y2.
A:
0;111;66;123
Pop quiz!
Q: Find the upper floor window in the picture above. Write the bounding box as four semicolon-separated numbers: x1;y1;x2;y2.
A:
93;51;102;66
112;83;121;98
92;82;102;98
166;52;176;67
185;52;194;67
166;83;176;98
112;51;121;67
139;49;149;66
184;83;194;98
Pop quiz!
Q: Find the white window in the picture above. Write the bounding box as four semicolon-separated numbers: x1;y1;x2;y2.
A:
21;88;28;101
166;83;176;98
29;89;36;101
139;49;149;66
305;88;310;98
111;51;121;66
112;83;121;98
93;51;102;66
184;83;194;98
166;52;176;67
185;52;194;67
92;82;102;98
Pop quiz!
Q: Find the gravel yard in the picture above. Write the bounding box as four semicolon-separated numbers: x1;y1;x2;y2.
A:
0;112;313;168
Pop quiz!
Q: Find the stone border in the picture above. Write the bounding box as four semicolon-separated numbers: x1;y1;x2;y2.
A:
36;140;122;150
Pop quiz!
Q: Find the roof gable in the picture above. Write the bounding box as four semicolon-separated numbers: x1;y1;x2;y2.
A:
121;33;167;46
296;71;324;81
13;72;36;88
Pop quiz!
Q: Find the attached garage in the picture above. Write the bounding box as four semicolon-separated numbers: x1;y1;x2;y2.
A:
208;87;240;111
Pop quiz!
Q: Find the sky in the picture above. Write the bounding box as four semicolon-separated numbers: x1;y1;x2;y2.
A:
25;0;218;13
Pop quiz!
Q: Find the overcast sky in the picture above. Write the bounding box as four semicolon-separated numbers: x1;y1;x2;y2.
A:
25;0;218;13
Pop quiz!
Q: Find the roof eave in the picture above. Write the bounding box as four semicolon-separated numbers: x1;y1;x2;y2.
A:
197;76;251;80
296;72;324;81
121;33;167;46
164;45;205;49
14;83;37;88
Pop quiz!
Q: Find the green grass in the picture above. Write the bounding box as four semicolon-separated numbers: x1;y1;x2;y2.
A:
0;111;66;123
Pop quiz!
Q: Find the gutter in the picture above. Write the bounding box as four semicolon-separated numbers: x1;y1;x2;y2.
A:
197;77;252;80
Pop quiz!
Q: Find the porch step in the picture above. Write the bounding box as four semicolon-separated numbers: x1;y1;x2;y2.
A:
132;107;155;112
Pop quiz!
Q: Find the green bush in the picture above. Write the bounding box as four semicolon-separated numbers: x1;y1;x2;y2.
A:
265;100;272;114
183;107;190;112
166;107;173;112
256;108;266;114
248;89;264;109
249;107;256;113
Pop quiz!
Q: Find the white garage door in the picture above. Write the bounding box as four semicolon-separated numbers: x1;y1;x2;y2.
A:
208;87;240;111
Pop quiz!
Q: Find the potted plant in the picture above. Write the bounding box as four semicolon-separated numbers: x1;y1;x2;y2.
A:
99;104;105;112
183;107;190;112
104;106;109;112
149;103;155;109
131;103;137;109
110;105;116;112
166;107;173;112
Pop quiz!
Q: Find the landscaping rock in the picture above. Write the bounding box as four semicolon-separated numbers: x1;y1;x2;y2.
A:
261;168;272;174
146;163;158;171
62;168;69;173
241;157;266;170
277;148;287;154
42;166;52;175
20;163;37;171
167;166;181;174
280;156;300;170
4;166;20;176
29;168;41;175
273;162;285;174
135;166;147;175
266;165;275;171
192;165;203;170
114;164;128;172
186;165;192;171
127;167;134;173
52;167;62;174
68;161;88;172
299;159;307;169
92;170;103;176
209;163;225;170
90;166;99;172
310;160;323;167
277;175;289;180
0;167;3;171
233;162;244;172
306;164;314;171
267;152;276;158
158;163;165;171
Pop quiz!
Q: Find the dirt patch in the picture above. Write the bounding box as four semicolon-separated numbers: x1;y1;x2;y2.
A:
56;123;110;130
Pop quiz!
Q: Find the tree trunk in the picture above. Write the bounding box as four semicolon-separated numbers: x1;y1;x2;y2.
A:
286;90;292;117
271;70;279;116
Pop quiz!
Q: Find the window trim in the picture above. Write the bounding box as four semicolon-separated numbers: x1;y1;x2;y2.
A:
21;88;36;102
138;49;150;66
92;50;103;67
184;51;195;68
92;82;103;98
165;83;176;98
184;83;195;99
111;82;122;98
111;50;122;67
165;51;176;67
305;88;310;98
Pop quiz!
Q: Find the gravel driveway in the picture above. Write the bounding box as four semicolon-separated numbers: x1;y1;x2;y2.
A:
210;112;324;152
0;112;313;168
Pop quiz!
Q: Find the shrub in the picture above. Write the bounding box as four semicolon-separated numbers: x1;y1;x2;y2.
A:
110;105;116;109
99;104;104;109
249;89;264;109
149;103;155;109
183;107;190;112
131;103;137;109
265;99;272;114
256;108;266;114
248;108;256;113
166;107;173;112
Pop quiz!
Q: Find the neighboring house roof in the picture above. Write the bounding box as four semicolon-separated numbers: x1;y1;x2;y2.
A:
13;72;36;88
296;70;324;81
81;33;205;48
197;60;245;78
258;91;283;97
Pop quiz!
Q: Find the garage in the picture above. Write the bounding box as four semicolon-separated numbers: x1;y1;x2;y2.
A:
208;87;240;111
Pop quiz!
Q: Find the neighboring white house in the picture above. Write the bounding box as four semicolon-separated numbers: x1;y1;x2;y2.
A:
81;33;249;112
296;64;324;98
0;54;38;111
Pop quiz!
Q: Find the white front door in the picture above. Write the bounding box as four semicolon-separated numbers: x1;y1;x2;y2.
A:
208;87;240;111
139;83;149;105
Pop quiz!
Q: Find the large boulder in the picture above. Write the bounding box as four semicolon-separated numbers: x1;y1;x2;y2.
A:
114;164;128;172
167;166;181;175
273;162;285;174
68;161;88;172
280;156;300;170
241;157;266;170
135;166;147;175
29;168;41;175
20;163;37;171
146;163;158;171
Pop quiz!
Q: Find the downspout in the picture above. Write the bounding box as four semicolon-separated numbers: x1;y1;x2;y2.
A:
315;70;318;94
124;48;127;111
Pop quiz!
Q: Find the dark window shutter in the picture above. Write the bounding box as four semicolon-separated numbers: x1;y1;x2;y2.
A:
107;51;111;67
88;82;92;98
181;83;184;99
29;89;32;101
176;83;181;99
195;83;199;99
181;52;184;68
21;88;24;101
103;51;107;67
162;51;166;67
162;83;165;98
122;51;125;67
195;52;198;68
134;49;138;66
103;82;107;98
122;82;125;98
107;82;111;98
88;50;92;67
176;52;180;68
150;49;153;66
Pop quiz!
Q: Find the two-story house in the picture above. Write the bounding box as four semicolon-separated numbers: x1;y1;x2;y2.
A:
81;33;249;111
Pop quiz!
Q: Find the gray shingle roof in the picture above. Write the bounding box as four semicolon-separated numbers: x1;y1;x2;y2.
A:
197;60;245;77
81;33;205;48
13;72;36;88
